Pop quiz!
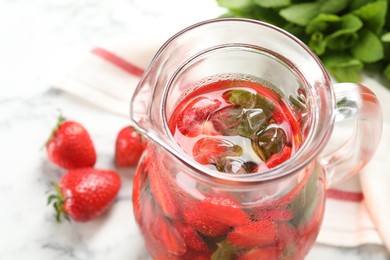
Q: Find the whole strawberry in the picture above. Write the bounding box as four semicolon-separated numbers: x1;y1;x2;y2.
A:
48;168;121;222
46;114;96;169
115;126;146;167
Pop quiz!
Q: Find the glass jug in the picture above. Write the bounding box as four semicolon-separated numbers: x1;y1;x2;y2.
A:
129;18;382;259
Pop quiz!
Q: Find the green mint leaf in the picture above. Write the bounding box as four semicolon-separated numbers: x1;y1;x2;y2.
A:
325;14;362;50
353;1;387;35
351;29;384;63
226;89;256;108
217;0;253;9
254;0;290;8
240;6;287;27
225;90;275;114
252;127;287;161
323;53;364;82
318;0;350;14
327;33;359;50
211;240;236;260
309;32;327;55
383;63;390;81
306;14;341;35
381;32;390;42
349;0;376;11
279;3;319;26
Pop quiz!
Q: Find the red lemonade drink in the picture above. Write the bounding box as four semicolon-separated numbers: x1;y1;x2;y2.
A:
132;75;325;259
169;77;302;173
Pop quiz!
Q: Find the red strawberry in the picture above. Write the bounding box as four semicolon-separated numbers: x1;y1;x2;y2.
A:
176;96;221;137
276;222;298;249
238;246;281;260
48;168;121;222
132;161;148;223
153;213;187;256
115;126;146;167
46;114;96;169
252;207;294;222
182;205;230;237
148;162;179;218
174;223;210;252
266;145;292;169
227;220;277;247
196;196;249;226
181;195;249;238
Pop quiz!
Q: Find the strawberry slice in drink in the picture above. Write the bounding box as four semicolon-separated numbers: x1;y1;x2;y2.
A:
174;96;221;137
227;220;277;248
150;212;187;256
182;203;230;237
266;145;293;169
251;207;294;222
147;161;179;219
174;223;210;252
196;196;249;227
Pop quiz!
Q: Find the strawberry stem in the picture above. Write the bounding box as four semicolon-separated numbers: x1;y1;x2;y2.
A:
47;183;69;222
42;110;66;150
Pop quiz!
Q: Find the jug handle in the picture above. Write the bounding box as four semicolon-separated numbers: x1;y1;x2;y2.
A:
318;83;382;188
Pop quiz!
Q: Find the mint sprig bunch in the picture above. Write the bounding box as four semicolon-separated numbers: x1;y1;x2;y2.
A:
217;0;390;88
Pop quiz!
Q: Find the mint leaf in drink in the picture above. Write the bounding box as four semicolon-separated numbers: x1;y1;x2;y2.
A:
210;106;244;136
216;157;258;174
211;240;236;260
224;89;255;108
223;89;275;115
252;127;287;161
243;108;271;134
351;29;384;63
289;169;319;227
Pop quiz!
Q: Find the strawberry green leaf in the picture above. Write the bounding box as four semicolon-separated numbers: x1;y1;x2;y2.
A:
351;29;384;63
47;183;69;222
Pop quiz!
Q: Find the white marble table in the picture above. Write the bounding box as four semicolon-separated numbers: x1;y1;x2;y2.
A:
0;0;389;259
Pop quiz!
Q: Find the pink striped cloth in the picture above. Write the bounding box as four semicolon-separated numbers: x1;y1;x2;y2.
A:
53;29;390;251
